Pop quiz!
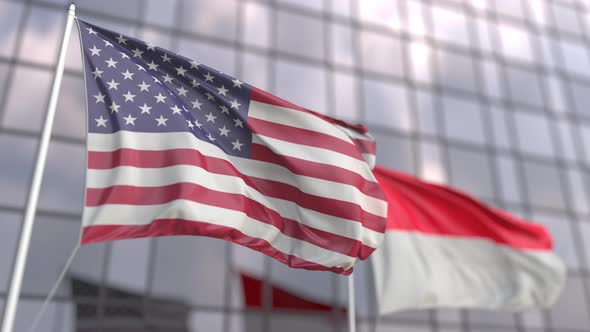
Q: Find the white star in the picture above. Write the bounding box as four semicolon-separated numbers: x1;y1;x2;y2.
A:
175;86;188;96
190;60;200;69
217;85;228;96
186;120;195;129
93;92;106;103
155;115;168;126
170;105;182;114
232;79;243;89
231;139;243;151
219;126;230;137
205;112;217;123
191;79;200;88
109;101;120;113
138;81;151;92
191;98;203;110
103;39;113;47
205;93;214;101
132;48;144;58
133;103;150;116
105;57;118;68
234;118;243;128
154;92;167;103
86;27;98;35
147;61;159;71
230;99;241;109
162;74;174;83
219;105;229;114
106;79;120;90
123;114;137;125
95;116;108;127
175;66;187;76
121;70;134;80
161;53;172;63
146;42;157;51
203;72;214;82
123;91;136;102
119;51;130;59
116;34;128;44
136;64;146;71
89;45;101;56
91;67;103;79
207;133;216;141
194;120;203;128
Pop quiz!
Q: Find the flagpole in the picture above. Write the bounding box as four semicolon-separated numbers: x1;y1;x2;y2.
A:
0;4;76;332
347;273;356;332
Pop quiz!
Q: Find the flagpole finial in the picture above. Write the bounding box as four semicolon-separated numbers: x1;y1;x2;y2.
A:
67;3;76;16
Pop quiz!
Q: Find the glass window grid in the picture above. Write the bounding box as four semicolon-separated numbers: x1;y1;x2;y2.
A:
2;0;590;331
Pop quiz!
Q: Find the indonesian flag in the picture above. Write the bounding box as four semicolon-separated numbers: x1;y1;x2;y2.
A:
372;166;566;313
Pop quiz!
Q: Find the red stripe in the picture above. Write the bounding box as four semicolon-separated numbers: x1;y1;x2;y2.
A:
352;138;376;155
81;220;352;275
86;183;376;259
250;144;385;201
248;117;365;162
88;148;386;230
251;87;369;134
374;166;552;250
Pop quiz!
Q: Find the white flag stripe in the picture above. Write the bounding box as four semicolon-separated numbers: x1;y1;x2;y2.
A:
86;165;384;248
249;101;354;144
336;125;373;141
88;132;386;213
83;200;357;269
373;231;565;313
252;135;375;182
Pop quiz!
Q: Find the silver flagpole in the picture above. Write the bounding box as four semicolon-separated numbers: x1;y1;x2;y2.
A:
347;273;356;332
0;4;76;332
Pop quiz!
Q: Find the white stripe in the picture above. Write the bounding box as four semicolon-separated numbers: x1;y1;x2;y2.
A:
372;231;566;314
86;165;383;249
249;101;354;144
83;200;357;269
88;132;386;215
252;134;375;182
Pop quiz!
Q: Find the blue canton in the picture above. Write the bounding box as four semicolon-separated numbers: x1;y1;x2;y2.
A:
79;20;252;157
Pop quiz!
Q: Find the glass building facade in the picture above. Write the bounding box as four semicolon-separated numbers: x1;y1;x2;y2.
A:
1;0;590;331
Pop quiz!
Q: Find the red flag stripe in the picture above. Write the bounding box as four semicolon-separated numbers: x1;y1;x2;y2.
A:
374;166;552;250
81;220;351;275
248;117;365;161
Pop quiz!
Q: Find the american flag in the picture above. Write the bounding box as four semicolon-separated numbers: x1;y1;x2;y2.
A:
78;19;387;274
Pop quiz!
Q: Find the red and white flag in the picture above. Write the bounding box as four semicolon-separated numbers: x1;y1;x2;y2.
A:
372;166;566;313
78;20;387;274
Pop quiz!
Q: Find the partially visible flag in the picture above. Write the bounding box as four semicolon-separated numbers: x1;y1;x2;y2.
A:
76;19;387;274
372;166;566;313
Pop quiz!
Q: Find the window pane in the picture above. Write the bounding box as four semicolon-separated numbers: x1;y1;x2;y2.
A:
559;40;590;78
409;41;432;84
243;2;271;48
416;90;438;135
330;23;355;67
552;3;583;36
360;30;404;77
54;74;86;139
278;0;324;11
240;52;269;90
0;135;35;207
532;212;579;269
107;239;151;293
374;133;415;174
513;112;555;158
331;71;358;121
143;0;178;27
569;80;590;118
275;60;327;112
550;276;590;329
489;106;511;149
3;66;52;131
358;0;402;31
77;0;141;20
177;39;236;75
419;142;447;184
18;7;64;65
0;1;25;57
431;6;470;47
437;48;477;94
0;212;20;293
448;147;495;199
523;161;566;210
493;0;526;19
277;10;324;60
567;168;590;214
442;95;486;145
495;155;522;204
506;66;544;108
363;79;412;132
497;23;534;62
180;0;237;42
481;59;503;100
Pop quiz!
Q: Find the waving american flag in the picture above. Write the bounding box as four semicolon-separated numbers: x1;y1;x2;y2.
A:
77;19;386;274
